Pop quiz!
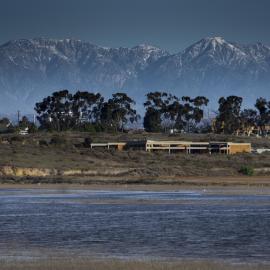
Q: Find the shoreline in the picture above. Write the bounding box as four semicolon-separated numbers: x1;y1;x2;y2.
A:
1;175;270;194
0;257;269;270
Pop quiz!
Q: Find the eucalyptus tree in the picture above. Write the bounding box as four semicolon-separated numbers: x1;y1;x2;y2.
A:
240;109;258;136
35;90;74;131
143;91;177;132
164;96;209;132
143;92;209;132
100;93;139;131
72;91;104;125
215;96;243;134
177;96;209;132
255;97;270;136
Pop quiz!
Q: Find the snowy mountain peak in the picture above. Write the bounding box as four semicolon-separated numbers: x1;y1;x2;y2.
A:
133;43;161;50
0;37;270;113
181;36;249;64
132;44;168;56
131;44;169;62
194;36;235;51
204;36;226;44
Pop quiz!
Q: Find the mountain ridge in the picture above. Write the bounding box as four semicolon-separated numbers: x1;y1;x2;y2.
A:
0;37;270;113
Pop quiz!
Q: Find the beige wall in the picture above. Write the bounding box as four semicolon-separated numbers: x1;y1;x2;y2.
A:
229;144;251;154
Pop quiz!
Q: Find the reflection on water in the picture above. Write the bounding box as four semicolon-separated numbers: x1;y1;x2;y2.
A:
0;188;269;262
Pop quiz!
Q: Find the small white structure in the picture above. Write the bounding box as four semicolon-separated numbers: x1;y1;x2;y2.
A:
256;148;270;154
19;127;29;135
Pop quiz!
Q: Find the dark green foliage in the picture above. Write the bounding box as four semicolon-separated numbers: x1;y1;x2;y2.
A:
83;137;93;147
143;92;209;132
35;90;74;132
39;140;49;147
50;135;67;146
143;107;162;132
215;96;243;134
100;93;139;132
255;97;270;136
240;109;258;133
19;116;38;133
72;91;104;125
79;123;96;133
19;116;30;129
33;89;270;136
10;135;25;142
143;91;175;132
35;90;139;132
28;124;38;133
93;123;104;132
175;96;209;132
239;166;254;176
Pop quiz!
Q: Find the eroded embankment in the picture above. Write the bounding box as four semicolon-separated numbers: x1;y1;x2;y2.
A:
0;166;133;178
1;165;270;187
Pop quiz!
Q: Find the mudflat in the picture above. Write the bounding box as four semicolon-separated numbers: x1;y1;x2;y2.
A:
1;177;270;193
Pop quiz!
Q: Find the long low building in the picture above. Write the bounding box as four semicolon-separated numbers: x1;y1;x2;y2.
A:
90;140;251;155
145;140;251;154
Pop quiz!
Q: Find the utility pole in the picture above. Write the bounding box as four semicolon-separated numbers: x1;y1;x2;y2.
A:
17;110;20;125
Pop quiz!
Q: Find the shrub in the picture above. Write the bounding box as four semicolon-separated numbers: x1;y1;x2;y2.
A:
39;140;49;147
28;123;38;133
93;123;104;132
83;137;93;147
9;135;25;142
239;166;254;176
79;123;96;133
50;135;67;146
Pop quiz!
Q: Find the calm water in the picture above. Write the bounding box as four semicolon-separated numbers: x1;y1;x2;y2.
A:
0;188;270;262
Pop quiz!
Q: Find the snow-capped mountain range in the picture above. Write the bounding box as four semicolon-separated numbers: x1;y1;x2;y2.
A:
0;37;270;113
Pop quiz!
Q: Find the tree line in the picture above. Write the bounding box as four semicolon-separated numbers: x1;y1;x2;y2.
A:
34;90;211;133
1;89;270;135
35;90;139;132
215;96;270;136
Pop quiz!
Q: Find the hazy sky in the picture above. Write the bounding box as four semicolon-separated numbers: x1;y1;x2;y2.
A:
1;0;270;52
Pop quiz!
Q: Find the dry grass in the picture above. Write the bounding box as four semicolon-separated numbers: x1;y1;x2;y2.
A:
0;258;269;270
0;131;270;183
